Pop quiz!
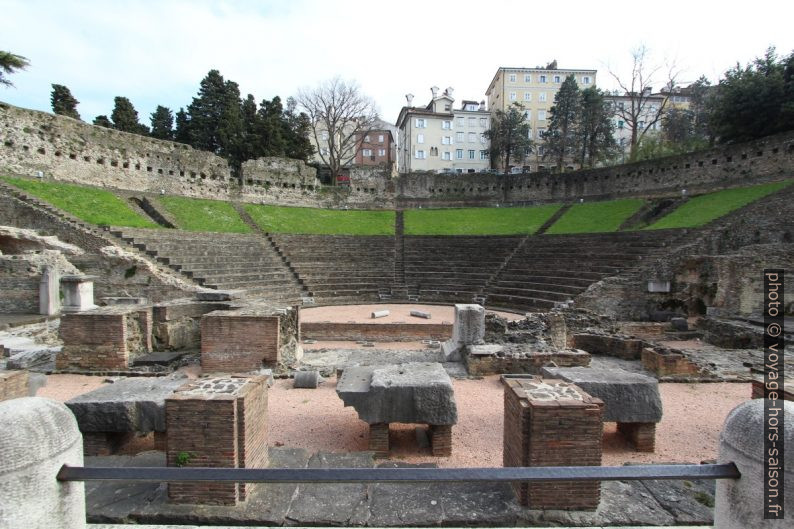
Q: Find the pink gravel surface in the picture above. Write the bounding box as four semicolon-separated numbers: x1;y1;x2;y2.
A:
303;340;435;350
36;374;108;402
268;376;751;467
301;304;522;324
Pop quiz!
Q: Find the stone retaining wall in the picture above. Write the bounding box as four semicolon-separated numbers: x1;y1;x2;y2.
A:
301;322;451;342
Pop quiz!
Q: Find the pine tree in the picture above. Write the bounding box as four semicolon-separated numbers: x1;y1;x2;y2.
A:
577;87;617;167
239;94;262;161
258;96;288;156
93;115;112;128
283;97;315;161
174;108;191;144
149;105;174;140
186;69;227;152
50;84;81;120
543;75;581;171
111;96;148;135
0;51;29;87
217;80;244;168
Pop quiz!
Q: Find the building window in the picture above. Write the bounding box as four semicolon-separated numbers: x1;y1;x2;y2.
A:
444;104;451;111
509;92;517;101
554;75;561;83
480;134;486;144
456;116;465;126
539;92;547;102
320;147;329;155
480;150;488;160
362;148;372;156
468;149;475;159
378;148;386;156
321;131;329;140
416;149;426;159
416;118;426;128
468;117;476;126
442;120;452;129
456;149;463;159
442;136;452;145
524;92;531;101
524;110;531;120
480;118;487;127
468;132;477;143
539;75;547;83
638;120;645;129
430;147;438;156
378;134;384;143
443;151;451;160
524;74;531;82
537;128;545;139
509;73;516;82
538;145;545;155
582;76;591;84
456;131;464;142
527;128;532;139
617;120;624;129
417;133;424;144
364;135;370;142
618;101;625;110
538;110;546;121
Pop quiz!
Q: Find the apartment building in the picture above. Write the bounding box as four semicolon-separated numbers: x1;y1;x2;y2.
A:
605;89;667;161
396;86;490;174
354;128;396;168
485;65;597;172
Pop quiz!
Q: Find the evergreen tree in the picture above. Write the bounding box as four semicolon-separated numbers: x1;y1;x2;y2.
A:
0;51;29;87
577;87;617;167
543;75;581;171
483;102;533;174
283;97;315;161
258;96;288;156
217;80;244;168
93;115;112;128
111;96;149;135
50;84;80;120
707;47;794;143
149;105;174;140
186;69;228;152
239;94;262;161
174;108;191;144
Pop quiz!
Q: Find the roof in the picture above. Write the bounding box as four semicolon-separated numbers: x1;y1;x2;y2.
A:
486;66;597;95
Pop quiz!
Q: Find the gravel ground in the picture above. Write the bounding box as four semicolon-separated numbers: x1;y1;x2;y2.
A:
301;304;523;324
36;373;748;467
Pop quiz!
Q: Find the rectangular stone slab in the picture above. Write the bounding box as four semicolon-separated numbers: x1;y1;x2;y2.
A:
66;375;188;433
541;366;662;423
337;362;457;425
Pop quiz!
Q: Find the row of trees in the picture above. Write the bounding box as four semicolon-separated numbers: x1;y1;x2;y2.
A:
47;70;314;171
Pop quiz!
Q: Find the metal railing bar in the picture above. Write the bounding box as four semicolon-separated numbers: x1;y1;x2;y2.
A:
57;462;740;483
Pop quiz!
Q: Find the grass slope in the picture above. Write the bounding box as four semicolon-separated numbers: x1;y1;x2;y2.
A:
158;196;250;233
644;180;793;230
244;204;394;235
2;176;159;228
404;205;561;235
545;199;645;234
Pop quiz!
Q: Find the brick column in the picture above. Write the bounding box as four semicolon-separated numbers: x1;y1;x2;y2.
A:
201;312;281;372
429;424;452;456
617;422;656;452
368;423;389;457
503;377;603;510
165;375;269;505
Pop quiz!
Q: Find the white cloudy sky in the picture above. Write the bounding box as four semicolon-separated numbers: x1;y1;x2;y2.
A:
2;0;793;126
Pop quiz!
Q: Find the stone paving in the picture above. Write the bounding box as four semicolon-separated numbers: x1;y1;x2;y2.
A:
83;448;716;527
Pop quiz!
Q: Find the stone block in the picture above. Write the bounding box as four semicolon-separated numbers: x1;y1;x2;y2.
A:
39;266;60;315
65;375;187;433
293;370;323;389
410;310;431;319
541;367;662;423
452;304;485;345
647;280;671;293
670;317;689;332
337;363;457;425
371;310;390;319
60;275;97;312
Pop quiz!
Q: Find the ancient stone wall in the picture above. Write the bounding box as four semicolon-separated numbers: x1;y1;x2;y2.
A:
301;322;451;342
5;101;792;210
200;311;281;371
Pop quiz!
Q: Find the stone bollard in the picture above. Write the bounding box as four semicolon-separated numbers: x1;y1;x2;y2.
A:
294;370;323;389
715;399;793;528
0;397;86;529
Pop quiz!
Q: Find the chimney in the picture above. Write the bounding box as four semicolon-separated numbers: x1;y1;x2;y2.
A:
430;86;439;98
479;100;486;111
445;86;454;97
642;86;652;96
405;93;414;106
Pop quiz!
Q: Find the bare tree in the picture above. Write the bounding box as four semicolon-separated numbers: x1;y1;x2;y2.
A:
296;77;379;185
608;45;678;160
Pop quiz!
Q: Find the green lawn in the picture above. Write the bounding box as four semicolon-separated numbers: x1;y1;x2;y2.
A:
158;196;250;233
545;199;645;234
644;180;793;230
403;205;561;235
2;176;159;228
244;204;395;235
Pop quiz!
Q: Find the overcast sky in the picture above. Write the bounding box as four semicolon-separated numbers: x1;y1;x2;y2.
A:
2;0;793;126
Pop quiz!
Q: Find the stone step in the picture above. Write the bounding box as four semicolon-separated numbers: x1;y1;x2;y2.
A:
486;286;572;302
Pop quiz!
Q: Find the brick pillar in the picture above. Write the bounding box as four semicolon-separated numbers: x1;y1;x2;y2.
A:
0;370;29;401
166;375;269;505
201;312;281;372
429;424;452;456
503;377;603;510
368;423;389;457
617;422;656;452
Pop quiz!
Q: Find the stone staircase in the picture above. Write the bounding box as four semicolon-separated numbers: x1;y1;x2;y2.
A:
110;228;307;302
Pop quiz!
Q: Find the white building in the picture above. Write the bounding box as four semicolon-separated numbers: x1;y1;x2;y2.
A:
396;86;490;174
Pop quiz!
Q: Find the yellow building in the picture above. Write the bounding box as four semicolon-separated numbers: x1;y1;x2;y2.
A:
485;65;597;171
